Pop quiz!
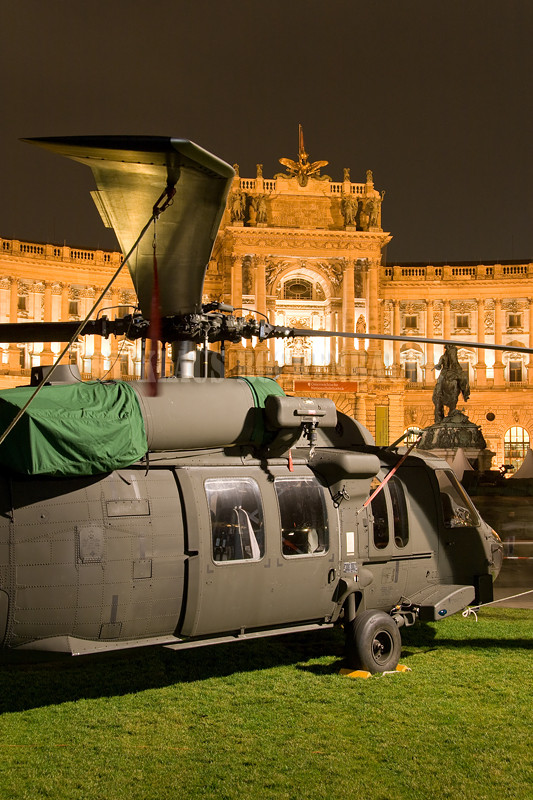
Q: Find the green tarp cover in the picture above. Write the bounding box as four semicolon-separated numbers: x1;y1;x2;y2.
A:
0;381;148;476
233;376;285;444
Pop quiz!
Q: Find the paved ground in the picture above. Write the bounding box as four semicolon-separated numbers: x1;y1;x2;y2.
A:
492;560;533;608
492;585;533;609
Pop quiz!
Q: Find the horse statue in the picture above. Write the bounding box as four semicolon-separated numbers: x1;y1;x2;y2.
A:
432;344;470;423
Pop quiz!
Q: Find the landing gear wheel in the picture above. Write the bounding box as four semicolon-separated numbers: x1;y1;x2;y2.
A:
345;609;402;673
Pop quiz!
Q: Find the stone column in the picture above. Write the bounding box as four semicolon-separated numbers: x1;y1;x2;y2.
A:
226;255;244;374
109;289;121;379
367;260;383;373
8;278;20;370
423;300;434;384
38;282;54;365
392;300;401;376
475;298;487;386
442;299;451;340
493;298;505;386
528;300;533;385
254;257;269;371
340;260;357;373
61;284;69;321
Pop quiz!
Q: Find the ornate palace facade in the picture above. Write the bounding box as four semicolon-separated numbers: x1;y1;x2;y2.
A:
1;142;532;469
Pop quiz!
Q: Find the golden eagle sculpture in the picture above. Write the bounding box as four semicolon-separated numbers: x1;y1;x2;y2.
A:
279;125;328;186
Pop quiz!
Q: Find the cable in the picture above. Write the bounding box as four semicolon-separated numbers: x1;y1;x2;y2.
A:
0;186;175;448
462;588;533;621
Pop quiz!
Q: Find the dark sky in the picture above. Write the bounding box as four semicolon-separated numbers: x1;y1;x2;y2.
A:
1;0;532;263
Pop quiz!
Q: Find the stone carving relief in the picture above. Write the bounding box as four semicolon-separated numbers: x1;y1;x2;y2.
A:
382;305;391;334
452;300;476;313
503;299;525;312
265;258;289;288
484;311;494;335
236;228;389;252
120;290;137;307
401;302;426;314
316;260;344;291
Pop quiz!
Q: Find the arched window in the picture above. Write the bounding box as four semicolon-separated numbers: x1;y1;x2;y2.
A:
504;427;530;472
283;278;313;300
403;427;423;445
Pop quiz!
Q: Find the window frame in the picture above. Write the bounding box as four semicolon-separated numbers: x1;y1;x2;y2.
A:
205;477;265;564
508;360;523;383
274;476;329;558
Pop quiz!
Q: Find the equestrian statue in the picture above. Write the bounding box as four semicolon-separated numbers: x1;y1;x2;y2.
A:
432;344;470;423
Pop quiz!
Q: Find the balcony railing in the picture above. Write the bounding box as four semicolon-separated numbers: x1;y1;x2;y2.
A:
0;238;121;267
382;263;533;281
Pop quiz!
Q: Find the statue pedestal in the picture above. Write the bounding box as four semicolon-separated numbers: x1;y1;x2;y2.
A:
417;410;494;470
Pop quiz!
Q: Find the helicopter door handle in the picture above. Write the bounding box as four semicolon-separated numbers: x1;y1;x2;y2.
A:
328;568;336;584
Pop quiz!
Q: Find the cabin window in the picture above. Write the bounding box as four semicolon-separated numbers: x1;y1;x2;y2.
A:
206;478;264;562
370;477;389;549
388;476;409;548
435;470;479;528
275;477;328;556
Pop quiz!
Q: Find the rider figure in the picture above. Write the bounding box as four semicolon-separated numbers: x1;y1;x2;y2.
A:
432;344;470;423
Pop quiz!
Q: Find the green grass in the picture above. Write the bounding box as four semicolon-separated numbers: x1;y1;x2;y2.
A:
0;608;531;800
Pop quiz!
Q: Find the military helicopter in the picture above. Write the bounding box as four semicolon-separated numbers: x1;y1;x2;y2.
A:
0;136;509;673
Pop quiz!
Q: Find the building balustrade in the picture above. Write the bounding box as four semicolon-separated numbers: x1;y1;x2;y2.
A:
0;238;121;267
382;262;533;281
236;178;366;196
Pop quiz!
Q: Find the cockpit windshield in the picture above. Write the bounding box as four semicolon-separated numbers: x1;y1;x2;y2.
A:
435;470;480;528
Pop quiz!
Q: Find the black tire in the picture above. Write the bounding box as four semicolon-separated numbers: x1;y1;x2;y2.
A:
345;609;401;673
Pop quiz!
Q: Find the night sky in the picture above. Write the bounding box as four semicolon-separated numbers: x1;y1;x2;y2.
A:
1;0;532;264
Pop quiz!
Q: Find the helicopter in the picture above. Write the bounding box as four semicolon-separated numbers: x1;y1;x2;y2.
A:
0;136;508;673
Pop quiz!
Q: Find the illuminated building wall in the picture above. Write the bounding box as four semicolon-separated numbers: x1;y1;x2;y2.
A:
1;147;532;468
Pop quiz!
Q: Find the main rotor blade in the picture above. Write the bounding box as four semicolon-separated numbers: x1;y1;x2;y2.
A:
0;320;134;343
24;136;235;318
291;328;533;355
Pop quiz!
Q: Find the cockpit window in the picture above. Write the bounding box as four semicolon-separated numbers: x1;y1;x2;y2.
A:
388;476;409;548
370;477;389;549
206;478;264;562
435;470;480;528
275;477;328;556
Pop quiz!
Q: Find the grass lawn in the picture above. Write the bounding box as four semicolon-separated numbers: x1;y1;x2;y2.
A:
0;607;531;800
